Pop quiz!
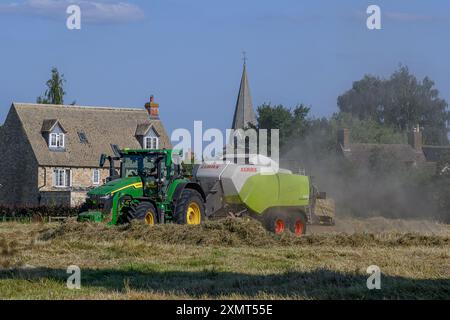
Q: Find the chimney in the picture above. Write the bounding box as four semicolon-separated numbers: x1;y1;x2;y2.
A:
145;95;159;120
408;124;423;151
338;128;350;150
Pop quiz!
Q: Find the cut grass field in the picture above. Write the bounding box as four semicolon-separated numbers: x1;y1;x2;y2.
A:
0;218;449;300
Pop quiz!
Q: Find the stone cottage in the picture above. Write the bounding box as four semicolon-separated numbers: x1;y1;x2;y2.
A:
0;97;171;207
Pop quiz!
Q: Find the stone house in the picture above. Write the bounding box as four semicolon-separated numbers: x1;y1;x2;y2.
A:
0;97;171;207
337;127;450;170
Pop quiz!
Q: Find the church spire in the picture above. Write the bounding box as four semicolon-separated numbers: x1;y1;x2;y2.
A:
231;57;256;130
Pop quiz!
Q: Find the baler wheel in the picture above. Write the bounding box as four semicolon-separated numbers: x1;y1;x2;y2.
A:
294;219;305;235
289;211;307;236
263;210;289;234
274;219;286;234
263;210;307;235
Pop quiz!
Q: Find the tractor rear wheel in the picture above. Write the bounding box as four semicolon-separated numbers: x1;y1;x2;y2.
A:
128;202;158;226
174;189;205;225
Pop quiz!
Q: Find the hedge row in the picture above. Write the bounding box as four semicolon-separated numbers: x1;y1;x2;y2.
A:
0;206;80;218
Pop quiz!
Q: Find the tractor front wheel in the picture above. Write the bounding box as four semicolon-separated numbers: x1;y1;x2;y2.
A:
174;189;205;225
128;202;158;226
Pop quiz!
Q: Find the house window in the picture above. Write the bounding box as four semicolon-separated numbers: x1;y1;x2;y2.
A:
78;131;88;144
143;128;160;149
53;169;71;188
49;133;65;148
145;137;159;149
92;169;101;185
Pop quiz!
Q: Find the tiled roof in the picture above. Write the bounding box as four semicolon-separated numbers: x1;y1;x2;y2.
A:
7;103;171;167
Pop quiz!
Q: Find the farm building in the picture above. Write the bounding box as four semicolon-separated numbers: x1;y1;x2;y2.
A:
0;98;171;207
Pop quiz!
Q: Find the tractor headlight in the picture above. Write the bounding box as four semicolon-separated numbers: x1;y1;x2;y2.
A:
100;194;112;200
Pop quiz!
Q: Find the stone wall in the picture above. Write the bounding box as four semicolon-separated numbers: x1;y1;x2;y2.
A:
39;190;88;207
38;166;109;207
71;191;89;207
0;106;40;207
39;191;71;206
38;166;109;191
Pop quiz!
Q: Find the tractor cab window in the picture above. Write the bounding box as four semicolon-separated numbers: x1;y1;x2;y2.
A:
120;153;168;197
120;154;165;179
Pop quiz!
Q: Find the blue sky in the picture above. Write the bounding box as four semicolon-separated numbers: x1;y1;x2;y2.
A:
1;0;449;136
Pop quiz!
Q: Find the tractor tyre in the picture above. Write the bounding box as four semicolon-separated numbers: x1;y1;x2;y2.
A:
263;210;290;235
173;189;205;225
288;211;307;236
127;202;158;226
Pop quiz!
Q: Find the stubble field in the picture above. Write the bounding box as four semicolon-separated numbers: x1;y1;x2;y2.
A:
0;217;449;300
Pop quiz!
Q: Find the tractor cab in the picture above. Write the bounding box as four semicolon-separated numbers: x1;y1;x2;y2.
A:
120;151;162;196
117;149;182;197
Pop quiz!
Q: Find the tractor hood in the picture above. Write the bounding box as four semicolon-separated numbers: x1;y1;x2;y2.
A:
87;176;143;197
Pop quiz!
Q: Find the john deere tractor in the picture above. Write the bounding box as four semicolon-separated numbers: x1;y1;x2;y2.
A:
78;149;205;226
78;149;334;235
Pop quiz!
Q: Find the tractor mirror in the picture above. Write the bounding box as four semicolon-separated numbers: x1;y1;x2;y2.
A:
99;154;107;167
111;144;121;157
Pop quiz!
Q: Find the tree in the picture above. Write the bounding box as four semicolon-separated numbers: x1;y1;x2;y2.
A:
330;112;407;144
291;104;311;138
256;103;310;147
338;66;450;145
37;67;66;105
337;75;385;122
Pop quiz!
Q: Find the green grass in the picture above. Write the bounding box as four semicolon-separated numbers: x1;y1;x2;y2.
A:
0;220;449;300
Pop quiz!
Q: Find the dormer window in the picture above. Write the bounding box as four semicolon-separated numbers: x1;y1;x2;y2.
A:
144;128;159;149
50;132;65;148
41;119;67;151
135;123;160;149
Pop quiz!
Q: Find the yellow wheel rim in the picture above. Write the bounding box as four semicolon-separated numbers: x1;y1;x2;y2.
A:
186;202;201;225
144;211;155;226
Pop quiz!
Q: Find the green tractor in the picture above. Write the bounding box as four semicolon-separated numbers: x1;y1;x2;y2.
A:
78;148;334;235
78;149;205;226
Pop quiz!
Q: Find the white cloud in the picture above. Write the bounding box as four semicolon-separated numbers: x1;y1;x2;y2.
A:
0;0;145;24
